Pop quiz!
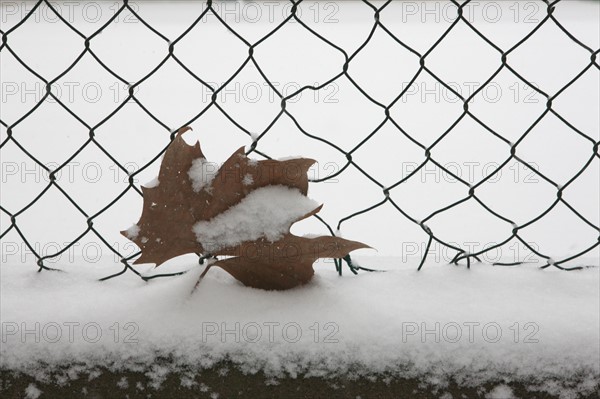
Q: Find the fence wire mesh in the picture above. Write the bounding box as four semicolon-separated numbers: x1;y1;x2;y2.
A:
1;0;599;280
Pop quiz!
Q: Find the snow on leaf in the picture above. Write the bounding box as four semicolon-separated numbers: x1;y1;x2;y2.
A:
242;173;253;186
193;186;319;252
188;157;217;192
125;224;140;240
144;177;160;188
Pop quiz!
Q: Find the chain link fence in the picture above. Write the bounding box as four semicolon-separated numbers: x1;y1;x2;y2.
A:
1;0;599;280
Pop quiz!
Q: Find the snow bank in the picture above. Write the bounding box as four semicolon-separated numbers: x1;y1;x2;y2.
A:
1;256;598;398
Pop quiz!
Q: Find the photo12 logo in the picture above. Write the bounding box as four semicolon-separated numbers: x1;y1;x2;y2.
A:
2;321;139;344
202;81;339;105
1;81;136;105
1;2;141;24
0;240;142;265
398;2;543;24
401;321;540;344
401;240;542;264
399;80;541;105
198;1;340;24
200;321;340;344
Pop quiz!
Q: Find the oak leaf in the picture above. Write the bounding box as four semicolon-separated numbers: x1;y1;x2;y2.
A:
122;127;369;290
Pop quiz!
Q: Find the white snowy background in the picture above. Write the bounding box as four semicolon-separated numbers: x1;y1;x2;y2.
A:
1;1;599;398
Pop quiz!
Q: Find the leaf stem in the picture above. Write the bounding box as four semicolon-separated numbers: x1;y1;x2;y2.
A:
192;262;213;293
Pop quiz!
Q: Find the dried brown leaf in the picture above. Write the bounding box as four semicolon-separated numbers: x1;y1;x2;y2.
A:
122;127;369;290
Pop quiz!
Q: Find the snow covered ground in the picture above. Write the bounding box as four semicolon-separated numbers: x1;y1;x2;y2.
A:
1;255;599;398
1;0;599;398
